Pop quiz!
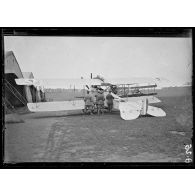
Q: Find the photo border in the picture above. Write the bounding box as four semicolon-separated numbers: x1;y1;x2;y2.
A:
1;27;194;169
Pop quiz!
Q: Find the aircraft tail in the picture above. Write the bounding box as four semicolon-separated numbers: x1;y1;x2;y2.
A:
147;105;166;117
141;98;166;117
119;97;166;120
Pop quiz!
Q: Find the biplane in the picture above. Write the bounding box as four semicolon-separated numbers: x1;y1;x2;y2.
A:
15;78;166;120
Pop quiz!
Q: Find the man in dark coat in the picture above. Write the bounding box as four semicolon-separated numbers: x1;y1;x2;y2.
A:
106;90;114;113
96;89;105;115
84;91;94;115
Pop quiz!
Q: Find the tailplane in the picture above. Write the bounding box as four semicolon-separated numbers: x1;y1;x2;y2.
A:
118;97;166;120
147;105;166;117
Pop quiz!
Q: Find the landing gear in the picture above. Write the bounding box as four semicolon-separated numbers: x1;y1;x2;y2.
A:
83;105;95;115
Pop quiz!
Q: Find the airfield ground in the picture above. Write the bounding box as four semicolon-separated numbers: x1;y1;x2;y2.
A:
4;87;193;163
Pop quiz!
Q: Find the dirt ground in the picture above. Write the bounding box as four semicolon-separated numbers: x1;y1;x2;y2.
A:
4;87;193;163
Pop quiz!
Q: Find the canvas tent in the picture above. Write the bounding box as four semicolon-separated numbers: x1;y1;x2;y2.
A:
22;71;45;102
4;51;33;108
22;72;34;79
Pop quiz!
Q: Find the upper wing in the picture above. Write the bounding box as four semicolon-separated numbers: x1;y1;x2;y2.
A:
43;78;102;89
105;77;156;85
15;78;102;89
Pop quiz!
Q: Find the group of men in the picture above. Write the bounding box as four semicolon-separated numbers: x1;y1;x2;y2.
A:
84;89;114;115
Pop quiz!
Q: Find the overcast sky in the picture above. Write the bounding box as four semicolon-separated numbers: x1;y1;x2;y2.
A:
4;36;192;85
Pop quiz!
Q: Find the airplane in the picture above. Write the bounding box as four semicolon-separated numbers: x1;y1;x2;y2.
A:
14;77;166;120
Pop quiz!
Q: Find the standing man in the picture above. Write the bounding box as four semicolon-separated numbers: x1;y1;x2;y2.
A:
106;90;114;113
84;91;94;115
96;89;105;115
91;90;96;112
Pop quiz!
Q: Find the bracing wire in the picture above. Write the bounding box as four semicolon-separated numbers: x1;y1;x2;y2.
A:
5;82;26;103
5;82;27;106
5;79;27;104
5;79;26;101
5;83;26;105
3;96;17;113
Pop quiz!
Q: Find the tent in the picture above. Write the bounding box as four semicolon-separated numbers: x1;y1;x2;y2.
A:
4;51;32;108
22;72;43;102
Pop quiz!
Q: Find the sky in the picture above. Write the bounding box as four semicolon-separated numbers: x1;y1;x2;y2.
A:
4;36;192;86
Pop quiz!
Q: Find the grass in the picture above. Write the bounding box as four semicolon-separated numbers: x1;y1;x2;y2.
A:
41;92;193;162
4;86;193;162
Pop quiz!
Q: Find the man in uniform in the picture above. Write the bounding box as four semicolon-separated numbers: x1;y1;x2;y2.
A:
96;89;105;115
106;90;114;113
84;91;94;115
